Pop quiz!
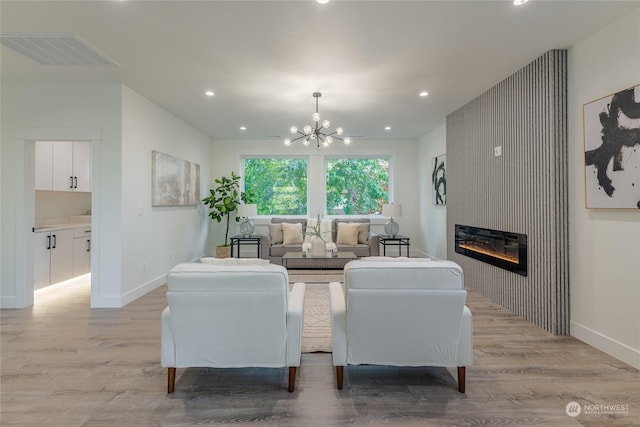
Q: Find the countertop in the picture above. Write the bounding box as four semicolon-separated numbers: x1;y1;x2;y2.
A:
33;215;91;233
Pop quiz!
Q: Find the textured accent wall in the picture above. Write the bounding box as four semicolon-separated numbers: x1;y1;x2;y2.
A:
447;50;569;335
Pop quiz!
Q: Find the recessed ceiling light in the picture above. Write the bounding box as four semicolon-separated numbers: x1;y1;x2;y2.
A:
239;126;247;131
385;126;392;131
205;90;214;97
419;91;429;97
317;0;330;4
513;0;529;5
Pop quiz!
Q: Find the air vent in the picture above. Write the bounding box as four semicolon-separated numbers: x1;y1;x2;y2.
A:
0;33;118;66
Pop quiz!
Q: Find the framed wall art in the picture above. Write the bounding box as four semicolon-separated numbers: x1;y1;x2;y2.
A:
152;150;200;207
432;154;446;205
584;84;640;209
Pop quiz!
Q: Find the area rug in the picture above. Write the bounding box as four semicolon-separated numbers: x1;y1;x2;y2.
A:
288;280;342;353
288;269;343;284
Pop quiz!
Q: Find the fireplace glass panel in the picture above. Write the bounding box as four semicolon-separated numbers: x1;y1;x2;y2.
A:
455;224;527;276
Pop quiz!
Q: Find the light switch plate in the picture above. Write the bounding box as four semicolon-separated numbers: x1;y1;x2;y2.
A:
495;146;502;156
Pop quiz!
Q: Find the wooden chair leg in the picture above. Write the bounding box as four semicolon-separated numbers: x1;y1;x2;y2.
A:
336;366;344;390
457;366;466;393
288;367;296;392
168;367;176;393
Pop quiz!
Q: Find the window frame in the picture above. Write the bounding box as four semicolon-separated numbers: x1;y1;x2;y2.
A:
239;150;397;218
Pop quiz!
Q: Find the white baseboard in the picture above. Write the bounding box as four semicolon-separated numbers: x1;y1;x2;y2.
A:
571;321;640;370
90;273;165;308
121;273;166;307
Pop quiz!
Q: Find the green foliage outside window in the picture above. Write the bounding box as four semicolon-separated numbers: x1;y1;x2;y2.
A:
243;158;308;215
326;158;389;215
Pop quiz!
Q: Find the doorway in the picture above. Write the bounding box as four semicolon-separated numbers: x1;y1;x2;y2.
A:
33;140;93;300
13;127;101;309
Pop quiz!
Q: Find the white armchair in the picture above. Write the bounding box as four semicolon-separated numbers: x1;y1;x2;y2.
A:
161;262;305;393
330;258;472;392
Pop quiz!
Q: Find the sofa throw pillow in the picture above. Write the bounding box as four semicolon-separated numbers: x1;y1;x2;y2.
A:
336;222;361;246
268;223;283;244
350;222;370;244
281;222;304;246
200;257;270;266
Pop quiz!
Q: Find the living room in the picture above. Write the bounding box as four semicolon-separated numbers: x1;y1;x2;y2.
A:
1;1;639;424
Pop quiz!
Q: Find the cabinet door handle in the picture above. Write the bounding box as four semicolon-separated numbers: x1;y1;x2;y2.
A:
70;176;74;189
87;239;91;252
46;235;51;250
52;234;57;249
74;176;78;189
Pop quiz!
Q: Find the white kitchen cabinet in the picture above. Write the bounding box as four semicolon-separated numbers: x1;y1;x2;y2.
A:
35;141;54;192
35;141;91;192
73;227;91;276
33;228;75;289
33;232;52;290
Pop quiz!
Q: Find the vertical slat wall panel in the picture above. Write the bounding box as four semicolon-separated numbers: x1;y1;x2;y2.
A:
446;50;569;335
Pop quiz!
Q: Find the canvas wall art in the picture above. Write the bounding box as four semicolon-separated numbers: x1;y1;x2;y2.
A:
584;84;640;209
432;154;446;205
152;150;200;207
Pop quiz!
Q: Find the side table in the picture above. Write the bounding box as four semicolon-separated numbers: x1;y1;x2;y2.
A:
230;235;262;258
378;234;410;257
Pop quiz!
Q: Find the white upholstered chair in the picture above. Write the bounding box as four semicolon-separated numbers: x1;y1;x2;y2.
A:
161;262;305;393
330;258;472;392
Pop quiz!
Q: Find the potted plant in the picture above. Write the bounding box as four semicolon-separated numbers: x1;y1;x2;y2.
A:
305;214;330;256
202;171;254;258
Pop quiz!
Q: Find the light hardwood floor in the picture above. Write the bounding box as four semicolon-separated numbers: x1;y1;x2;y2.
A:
1;276;638;426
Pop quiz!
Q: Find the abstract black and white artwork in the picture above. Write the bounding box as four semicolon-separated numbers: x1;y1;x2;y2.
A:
152;151;200;207
432;154;446;205
584;84;640;209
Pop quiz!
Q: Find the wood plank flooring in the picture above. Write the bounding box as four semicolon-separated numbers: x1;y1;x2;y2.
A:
1;277;638;426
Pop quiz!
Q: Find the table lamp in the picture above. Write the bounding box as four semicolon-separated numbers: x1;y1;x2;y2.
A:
382;203;402;237
237;204;257;237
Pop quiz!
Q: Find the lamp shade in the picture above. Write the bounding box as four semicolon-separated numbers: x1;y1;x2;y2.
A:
237;204;257;218
382;203;402;218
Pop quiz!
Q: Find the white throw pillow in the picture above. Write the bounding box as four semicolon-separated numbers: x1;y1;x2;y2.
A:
336;222;360;246
200;257;270;266
268;223;283;244
281;222;304;246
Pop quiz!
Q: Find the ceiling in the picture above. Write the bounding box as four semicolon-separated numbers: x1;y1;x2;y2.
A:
1;1;638;141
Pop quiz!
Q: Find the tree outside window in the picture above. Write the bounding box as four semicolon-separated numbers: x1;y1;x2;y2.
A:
243;158;307;215
325;158;389;215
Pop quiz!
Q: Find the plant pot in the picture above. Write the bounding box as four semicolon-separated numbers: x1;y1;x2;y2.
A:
216;245;231;258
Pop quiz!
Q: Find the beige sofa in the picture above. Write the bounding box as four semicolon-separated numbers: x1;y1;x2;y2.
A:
261;218;379;266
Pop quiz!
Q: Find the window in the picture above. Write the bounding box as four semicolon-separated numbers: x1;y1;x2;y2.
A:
243;158;307;215
325;157;389;215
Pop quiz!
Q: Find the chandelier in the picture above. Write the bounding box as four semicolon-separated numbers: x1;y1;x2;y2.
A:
285;92;351;149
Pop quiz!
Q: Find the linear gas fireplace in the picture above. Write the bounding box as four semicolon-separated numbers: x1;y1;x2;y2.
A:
455;224;528;276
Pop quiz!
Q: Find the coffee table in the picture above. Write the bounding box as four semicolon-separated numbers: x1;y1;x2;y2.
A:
281;251;358;270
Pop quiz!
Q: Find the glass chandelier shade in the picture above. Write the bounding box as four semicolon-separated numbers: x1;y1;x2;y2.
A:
285;92;351;150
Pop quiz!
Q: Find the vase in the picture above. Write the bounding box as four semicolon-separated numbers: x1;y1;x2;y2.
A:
311;239;326;257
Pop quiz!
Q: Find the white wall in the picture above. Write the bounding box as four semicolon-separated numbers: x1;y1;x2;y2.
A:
120;86;210;303
208;138;423;256
568;9;640;369
418;123;447;260
1;82;123;308
1;82;210;309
